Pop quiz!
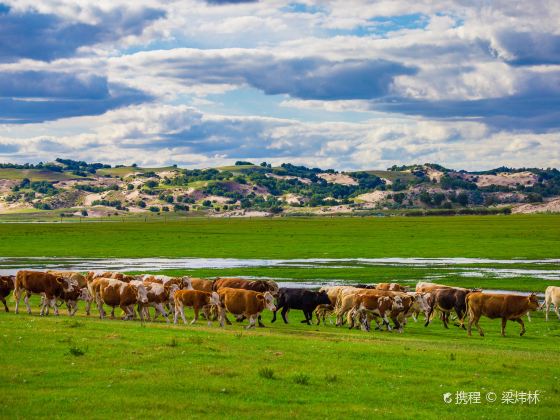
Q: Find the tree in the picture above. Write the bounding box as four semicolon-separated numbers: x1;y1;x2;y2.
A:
457;192;469;206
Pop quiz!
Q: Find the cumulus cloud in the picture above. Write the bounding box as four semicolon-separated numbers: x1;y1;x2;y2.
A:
0;3;165;62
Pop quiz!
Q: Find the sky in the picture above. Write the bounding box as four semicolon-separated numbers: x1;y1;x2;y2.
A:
0;0;559;170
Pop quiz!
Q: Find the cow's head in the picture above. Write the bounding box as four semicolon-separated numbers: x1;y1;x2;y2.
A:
56;277;74;293
78;287;91;301
266;281;279;297
135;284;149;304
262;292;276;312
528;293;539;311
391;296;404;312
166;284;180;299
210;291;221;306
316;291;331;305
181;276;193;290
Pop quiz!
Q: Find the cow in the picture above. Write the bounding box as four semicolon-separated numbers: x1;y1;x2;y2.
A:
173;290;221;325
47;270;87;288
191;278;214;293
376;283;409;292
406;292;433;322
95;279;149;320
544;286;560;321
465;292;539;337
14;270;75;316
0;275;15;312
213;278;279;326
333;286;367;326
425;288;476;329
271;288;331;325
86;271;134;283
415;281;462;293
133;281;179;323
347;292;404;332
216;287;276;329
143;275;193;290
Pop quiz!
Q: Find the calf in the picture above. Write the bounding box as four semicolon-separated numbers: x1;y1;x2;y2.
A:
271;288;331;325
348;293;404;331
14;270;73;316
466;292;539;337
544;286;560;321
0;275;15;312
173;290;221;325
217;287;276;329
97;279;149;320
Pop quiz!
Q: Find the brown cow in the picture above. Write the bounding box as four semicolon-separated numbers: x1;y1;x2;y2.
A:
14;270;74;316
191;278;214;292
173;290;220;325
95;279;149;320
134;281;179;323
86;271;135;283
466;292;539;337
376;283;409;292
347;292;405;331
142;275;193;290
217;287;276;329
0;275;15;312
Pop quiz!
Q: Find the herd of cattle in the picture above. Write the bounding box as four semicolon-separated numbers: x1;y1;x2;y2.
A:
1;270;559;336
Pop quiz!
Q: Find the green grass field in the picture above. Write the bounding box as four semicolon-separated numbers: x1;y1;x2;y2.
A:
0;215;558;259
0;307;558;419
1;215;559;418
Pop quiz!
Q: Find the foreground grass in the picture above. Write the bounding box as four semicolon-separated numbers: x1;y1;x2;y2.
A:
1;307;559;419
0;215;559;259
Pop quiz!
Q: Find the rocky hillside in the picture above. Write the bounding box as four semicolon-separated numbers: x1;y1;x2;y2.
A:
0;159;559;217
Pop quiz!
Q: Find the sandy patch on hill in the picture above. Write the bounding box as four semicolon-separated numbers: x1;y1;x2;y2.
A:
0;179;18;194
206;195;230;204
355;190;389;204
0;200;33;212
512;198;560;214
214;210;272;218
282;193;306;205
425;168;445;182
463;171;538;187
266;173;311;185
318;173;358;186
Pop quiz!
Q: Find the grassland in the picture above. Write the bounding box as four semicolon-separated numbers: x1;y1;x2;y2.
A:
1;214;559;418
0;307;558;419
0;215;558;259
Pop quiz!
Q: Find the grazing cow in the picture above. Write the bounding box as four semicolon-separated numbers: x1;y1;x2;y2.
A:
271;288;331;325
47;271;87;288
96;279;149;320
406;292;433;322
173;290;221;325
544;286;560;321
425;288;475;329
347;293;404;331
14;270;74;316
86;271;134;282
376;283;409;292
143;275;193;290
333;286;368;326
415;281;462;293
0;275;15;312
217;287;276;329
59;284;90;316
466;292;539;337
191;278;214;293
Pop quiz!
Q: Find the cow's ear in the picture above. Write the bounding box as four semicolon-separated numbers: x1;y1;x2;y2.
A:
257;294;265;301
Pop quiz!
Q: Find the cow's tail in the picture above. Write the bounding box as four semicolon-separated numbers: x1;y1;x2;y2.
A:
461;294;471;327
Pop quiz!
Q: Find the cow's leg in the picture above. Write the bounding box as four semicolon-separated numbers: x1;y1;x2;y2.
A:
110;307;115;319
442;312;449;329
424;306;434;327
347;309;355;329
190;306;199;325
501;318;507;336
1;297;7;312
545;300;550;321
85;298;91;316
119;304;130;320
280;307;290;324
315;308;321;325
555;303;560;320
412;312;418;322
515;318;526;336
271;306;279;323
180;304;188;325
245;314;257;329
203;306;212;326
218;307;226;327
96;299;105;319
526;311;532;322
154;303;169;323
257;314;265;328
474;315;484;337
24;292;32;314
14;287;21;314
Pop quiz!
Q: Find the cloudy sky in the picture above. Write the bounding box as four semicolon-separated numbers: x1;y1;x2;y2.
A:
0;0;559;170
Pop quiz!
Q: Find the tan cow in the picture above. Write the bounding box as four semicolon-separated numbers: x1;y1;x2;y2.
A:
544;286;560;321
173;290;221;325
376;283;409;292
143;275;193;290
14;270;75;316
466;292;539;336
217;287;276;329
0;275;15;312
95;279;149;320
47;271;87;288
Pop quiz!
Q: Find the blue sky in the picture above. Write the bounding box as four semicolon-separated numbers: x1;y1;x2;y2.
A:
0;0;558;170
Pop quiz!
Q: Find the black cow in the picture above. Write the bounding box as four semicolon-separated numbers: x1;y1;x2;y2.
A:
0;275;15;312
425;287;477;329
271;288;331;325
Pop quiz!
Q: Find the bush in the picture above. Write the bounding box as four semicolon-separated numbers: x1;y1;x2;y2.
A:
149;206;159;213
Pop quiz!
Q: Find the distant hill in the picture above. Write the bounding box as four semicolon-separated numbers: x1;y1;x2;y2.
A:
1;159;559;217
